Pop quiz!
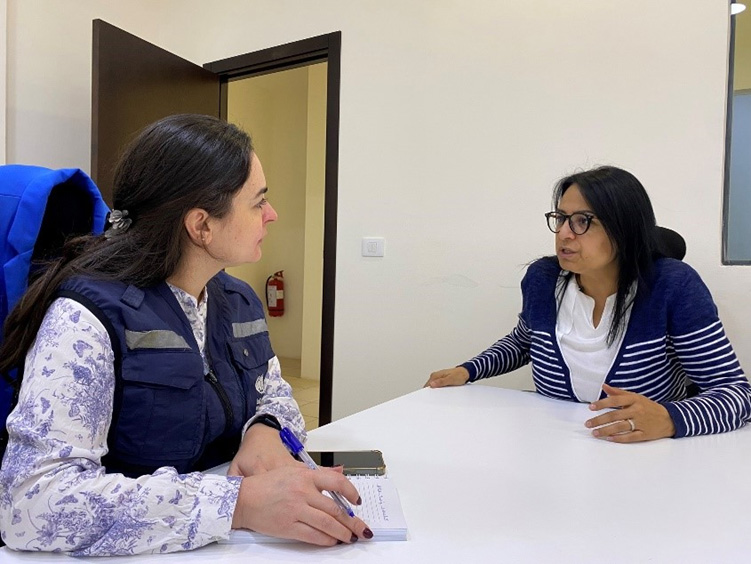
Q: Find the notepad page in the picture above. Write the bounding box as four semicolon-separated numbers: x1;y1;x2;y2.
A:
349;475;407;533
222;475;407;543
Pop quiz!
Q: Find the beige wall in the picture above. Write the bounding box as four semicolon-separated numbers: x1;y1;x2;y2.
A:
227;68;308;361
735;8;751;91
300;63;327;381
226;63;326;376
224;73;272;329
5;1;749;420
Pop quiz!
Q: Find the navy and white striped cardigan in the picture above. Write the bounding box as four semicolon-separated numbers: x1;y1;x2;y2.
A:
462;257;751;437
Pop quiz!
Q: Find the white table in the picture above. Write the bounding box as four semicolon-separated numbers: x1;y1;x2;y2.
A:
4;385;751;563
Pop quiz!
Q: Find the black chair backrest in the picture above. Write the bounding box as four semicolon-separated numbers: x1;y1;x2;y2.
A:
655;226;686;261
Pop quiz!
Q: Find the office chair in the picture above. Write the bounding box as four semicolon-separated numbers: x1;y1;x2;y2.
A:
655;226;686;261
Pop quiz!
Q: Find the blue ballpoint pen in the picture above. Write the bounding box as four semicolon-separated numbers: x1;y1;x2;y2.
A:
280;427;356;518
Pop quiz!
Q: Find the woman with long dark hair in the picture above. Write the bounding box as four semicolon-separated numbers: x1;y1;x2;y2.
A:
427;166;751;442
0;114;371;554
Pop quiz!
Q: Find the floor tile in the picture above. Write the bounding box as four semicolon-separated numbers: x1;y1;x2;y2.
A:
294;387;320;403
300;401;320;418
285;376;306;390
284;375;317;388
295;378;319;390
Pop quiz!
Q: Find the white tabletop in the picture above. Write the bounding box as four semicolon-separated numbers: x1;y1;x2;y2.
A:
3;385;751;563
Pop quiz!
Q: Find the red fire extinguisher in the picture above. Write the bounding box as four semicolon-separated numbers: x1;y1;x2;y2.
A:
265;270;285;317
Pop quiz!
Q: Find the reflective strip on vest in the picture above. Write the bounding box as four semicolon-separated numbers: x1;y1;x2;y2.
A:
125;329;191;350
233;320;268;338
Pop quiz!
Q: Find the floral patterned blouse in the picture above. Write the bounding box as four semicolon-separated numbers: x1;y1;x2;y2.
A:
0;284;306;555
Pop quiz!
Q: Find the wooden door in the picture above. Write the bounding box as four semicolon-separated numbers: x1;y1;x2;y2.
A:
91;19;220;205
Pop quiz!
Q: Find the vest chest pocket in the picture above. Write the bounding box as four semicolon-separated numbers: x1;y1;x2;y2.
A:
228;336;273;419
113;351;205;463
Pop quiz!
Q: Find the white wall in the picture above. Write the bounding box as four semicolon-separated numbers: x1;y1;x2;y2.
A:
6;1;748;420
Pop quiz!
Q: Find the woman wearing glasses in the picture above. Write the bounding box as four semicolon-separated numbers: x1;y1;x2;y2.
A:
426;166;751;442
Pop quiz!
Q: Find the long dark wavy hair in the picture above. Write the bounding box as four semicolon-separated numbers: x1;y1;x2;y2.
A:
0;114;252;377
552;166;658;345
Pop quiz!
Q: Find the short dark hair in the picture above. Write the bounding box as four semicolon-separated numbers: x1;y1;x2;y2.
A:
553;166;658;345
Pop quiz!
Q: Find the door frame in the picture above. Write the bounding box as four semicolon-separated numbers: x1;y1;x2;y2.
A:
205;32;341;425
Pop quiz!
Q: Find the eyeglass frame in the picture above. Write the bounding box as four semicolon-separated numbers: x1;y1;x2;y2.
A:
544;211;597;235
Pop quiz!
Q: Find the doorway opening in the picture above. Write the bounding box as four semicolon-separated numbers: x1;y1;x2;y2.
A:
225;63;328;430
207;33;341;427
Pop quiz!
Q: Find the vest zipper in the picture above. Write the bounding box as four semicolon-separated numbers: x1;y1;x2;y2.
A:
205;370;234;436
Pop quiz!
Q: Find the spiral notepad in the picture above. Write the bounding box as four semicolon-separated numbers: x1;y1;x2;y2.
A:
222;475;408;543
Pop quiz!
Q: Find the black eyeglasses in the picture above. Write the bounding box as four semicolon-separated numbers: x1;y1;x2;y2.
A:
545;211;597;235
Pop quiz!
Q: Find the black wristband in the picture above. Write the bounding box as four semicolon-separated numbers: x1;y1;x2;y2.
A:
249;413;281;431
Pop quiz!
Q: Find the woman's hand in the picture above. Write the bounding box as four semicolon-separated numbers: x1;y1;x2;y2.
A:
228;423;298;477
232;466;372;546
424;367;470;388
585;384;676;443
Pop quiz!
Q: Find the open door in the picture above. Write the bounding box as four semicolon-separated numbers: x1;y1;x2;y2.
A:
91;19;220;205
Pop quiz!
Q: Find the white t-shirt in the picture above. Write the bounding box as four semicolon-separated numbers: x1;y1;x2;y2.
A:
555;274;635;403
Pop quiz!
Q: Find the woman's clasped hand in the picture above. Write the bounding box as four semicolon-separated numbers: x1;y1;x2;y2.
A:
585;384;677;443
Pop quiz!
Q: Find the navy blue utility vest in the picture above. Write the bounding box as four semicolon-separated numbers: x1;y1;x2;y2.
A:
58;272;274;477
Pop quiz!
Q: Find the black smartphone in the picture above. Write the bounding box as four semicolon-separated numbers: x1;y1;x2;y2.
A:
305;450;386;475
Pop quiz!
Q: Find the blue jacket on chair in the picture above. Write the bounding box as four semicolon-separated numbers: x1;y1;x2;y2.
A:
0;164;108;430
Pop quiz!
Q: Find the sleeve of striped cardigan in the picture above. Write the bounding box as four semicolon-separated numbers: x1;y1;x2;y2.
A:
662;265;751;437
461;316;533;382
460;262;542;382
